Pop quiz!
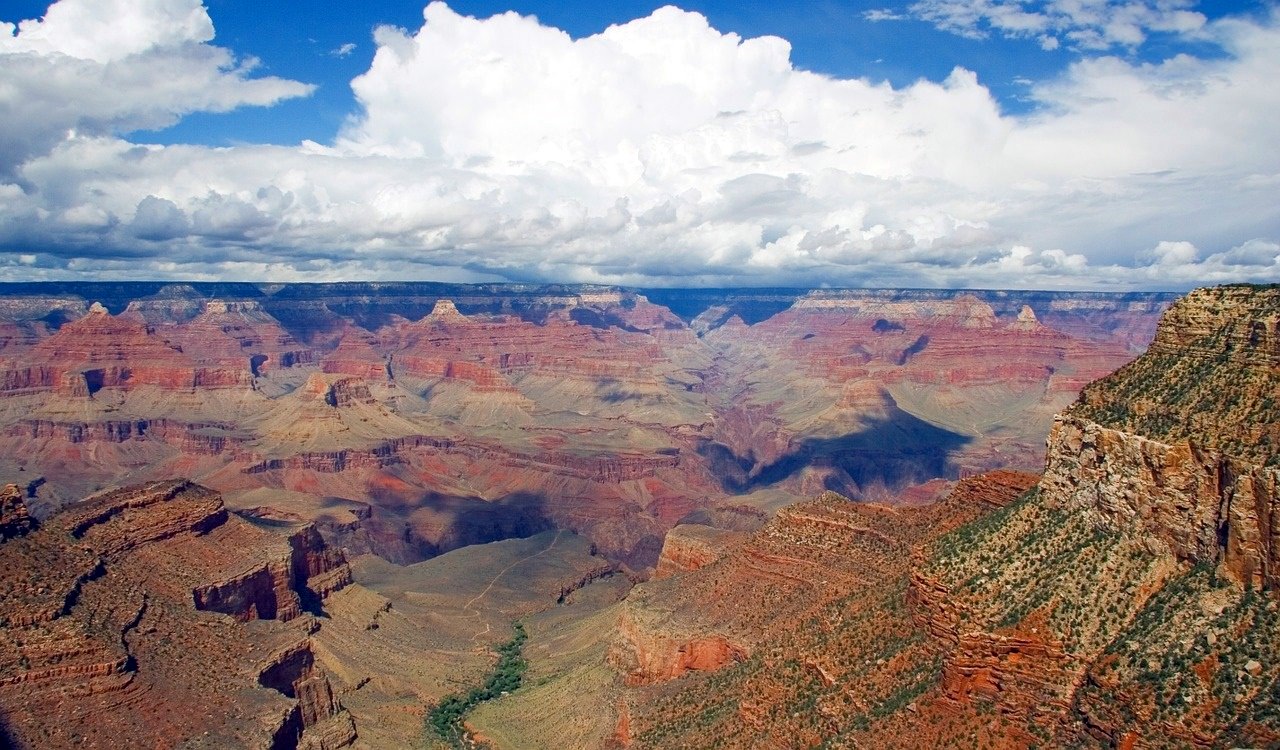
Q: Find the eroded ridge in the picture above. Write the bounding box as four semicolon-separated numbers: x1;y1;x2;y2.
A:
0;480;356;750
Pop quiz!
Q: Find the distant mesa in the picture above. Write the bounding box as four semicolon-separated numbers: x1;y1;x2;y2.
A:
1008;303;1041;331
200;299;264;315
424;298;467;324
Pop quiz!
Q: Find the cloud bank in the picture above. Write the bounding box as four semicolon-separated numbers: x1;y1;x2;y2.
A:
0;0;1277;289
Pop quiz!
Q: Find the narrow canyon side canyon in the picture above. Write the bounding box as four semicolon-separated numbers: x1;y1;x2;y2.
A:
7;282;1276;749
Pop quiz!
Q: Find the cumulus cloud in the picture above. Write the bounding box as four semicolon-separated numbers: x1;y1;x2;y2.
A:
871;0;1208;51
0;0;313;174
0;1;1276;289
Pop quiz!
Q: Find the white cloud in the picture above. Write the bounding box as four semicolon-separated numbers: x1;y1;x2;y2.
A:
0;1;1275;290
0;0;214;62
0;0;313;173
880;0;1208;51
331;42;357;57
863;9;909;22
1144;240;1199;266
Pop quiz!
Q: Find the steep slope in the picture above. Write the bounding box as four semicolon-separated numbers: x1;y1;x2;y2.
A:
617;472;1039;749
0;480;356;750
1071;284;1280;465
463;471;1036;748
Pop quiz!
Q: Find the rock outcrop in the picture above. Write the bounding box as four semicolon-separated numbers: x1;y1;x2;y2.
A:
1043;415;1280;588
652;524;745;580
1071;284;1280;465
0;480;356;750
0;483;35;540
610;608;748;685
900;284;1280;747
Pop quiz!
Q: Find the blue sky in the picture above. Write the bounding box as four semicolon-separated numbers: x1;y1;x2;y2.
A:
0;0;1277;288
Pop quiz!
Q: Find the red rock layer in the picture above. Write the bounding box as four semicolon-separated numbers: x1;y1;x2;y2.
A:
652;524;746;580
742;293;1135;391
321;326;390;380
160;299;319;373
0;480;355;749
0;304;253;395
389;303;673;384
619;471;1038;747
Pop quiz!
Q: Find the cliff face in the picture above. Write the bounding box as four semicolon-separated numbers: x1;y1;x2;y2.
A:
1043;415;1280;589
1045;285;1280;589
0;480;356;750
0;484;35;540
1071;285;1280;465
652;524;745;580
904;285;1280;747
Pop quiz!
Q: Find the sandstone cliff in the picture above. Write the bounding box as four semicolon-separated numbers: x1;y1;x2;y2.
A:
0;480;356;750
904;285;1280;747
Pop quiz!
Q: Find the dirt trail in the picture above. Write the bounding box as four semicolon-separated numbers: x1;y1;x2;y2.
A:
464;530;564;644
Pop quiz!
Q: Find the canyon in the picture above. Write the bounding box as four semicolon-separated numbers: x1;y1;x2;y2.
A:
468;284;1278;749
6;281;1272;748
0;282;1167;572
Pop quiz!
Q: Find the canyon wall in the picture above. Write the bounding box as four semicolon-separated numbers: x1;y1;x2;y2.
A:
0;480;356;750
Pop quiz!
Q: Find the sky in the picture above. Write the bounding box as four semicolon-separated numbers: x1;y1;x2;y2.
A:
0;0;1277;289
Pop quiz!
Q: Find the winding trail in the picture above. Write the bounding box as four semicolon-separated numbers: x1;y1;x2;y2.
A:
464;530;564;645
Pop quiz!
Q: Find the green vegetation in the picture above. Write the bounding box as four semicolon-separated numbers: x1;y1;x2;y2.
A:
932;487;1038;566
1085;562;1280;744
1069;287;1280;467
426;623;529;748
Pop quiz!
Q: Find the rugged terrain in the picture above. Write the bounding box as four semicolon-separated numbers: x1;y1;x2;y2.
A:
2;280;1225;749
0;282;1167;572
460;283;1278;748
0;479;620;749
0;480;358;749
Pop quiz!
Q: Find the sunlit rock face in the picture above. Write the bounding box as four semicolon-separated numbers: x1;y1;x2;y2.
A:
0;480;356;750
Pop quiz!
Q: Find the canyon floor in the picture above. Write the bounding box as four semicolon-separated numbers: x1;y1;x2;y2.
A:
6;283;1275;748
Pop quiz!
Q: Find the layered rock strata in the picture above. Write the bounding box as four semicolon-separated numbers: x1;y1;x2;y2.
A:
0;480;356;749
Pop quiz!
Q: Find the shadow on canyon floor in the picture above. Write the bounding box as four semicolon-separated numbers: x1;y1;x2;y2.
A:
699;408;972;496
0;715;14;750
352;488;556;565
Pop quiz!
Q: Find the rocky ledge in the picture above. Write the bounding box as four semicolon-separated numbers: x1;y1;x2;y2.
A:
0;480;356;750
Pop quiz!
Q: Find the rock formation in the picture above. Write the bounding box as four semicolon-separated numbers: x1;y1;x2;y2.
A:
0;484;35;540
652;524;745;580
0;480;356;749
